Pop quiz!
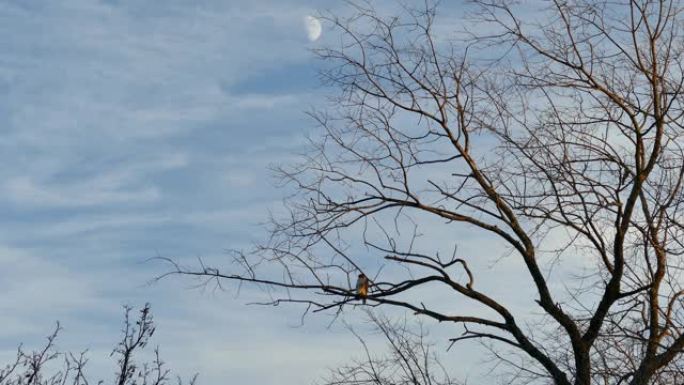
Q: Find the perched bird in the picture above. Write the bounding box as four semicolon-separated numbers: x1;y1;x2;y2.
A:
356;273;369;304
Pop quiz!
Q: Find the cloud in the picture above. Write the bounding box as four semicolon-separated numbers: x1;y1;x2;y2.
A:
3;153;188;208
0;245;104;338
4;176;160;207
0;1;504;385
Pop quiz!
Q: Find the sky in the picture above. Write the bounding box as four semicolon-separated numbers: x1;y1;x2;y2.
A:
0;1;538;384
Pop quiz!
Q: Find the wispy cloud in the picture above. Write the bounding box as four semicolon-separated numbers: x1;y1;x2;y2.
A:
0;0;348;382
0;1;500;384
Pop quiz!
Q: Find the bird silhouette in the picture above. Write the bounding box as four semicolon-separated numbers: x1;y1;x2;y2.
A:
356;273;369;304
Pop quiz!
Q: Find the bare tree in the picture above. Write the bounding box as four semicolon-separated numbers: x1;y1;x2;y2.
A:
162;1;684;384
0;304;197;385
320;312;461;385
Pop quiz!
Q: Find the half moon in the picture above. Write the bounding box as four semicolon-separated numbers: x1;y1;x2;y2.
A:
305;16;322;42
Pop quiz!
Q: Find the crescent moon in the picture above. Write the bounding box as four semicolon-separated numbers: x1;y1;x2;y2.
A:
304;15;322;42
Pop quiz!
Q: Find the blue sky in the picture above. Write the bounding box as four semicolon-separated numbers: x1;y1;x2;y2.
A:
0;0;402;383
0;1;541;384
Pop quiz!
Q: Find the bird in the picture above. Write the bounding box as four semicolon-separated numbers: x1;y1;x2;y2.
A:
356;273;369;304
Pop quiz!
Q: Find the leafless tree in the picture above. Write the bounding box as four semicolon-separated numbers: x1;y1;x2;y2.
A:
0;304;197;385
320;312;461;385
161;1;684;384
